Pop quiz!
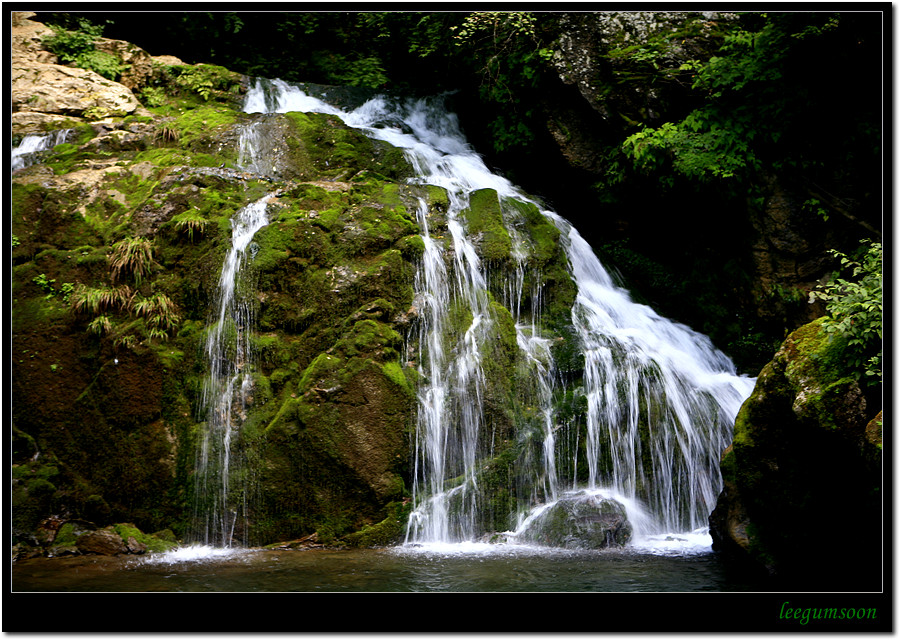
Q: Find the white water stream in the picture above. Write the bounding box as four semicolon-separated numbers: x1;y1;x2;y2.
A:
186;78;756;556
192;114;275;546
11;129;71;172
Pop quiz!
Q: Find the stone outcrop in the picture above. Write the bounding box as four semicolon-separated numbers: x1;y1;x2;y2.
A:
75;529;130;555
550;12;736;126
709;318;882;589
10;13;424;550
11;12;145;134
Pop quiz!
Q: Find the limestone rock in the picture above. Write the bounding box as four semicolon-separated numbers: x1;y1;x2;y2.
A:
11;111;85;135
94;37;155;90
550;12;737;125
10;12;57;65
126;536;147;554
12;61;142;119
152;54;185;66
11;12;142;122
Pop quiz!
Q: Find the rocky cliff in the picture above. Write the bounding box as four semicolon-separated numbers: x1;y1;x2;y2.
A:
11;12;426;552
709;317;882;589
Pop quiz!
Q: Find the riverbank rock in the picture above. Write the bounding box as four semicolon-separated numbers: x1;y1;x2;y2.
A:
709;318;882;589
76;529;130;555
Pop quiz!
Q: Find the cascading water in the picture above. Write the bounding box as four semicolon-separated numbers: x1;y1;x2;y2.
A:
239;78;756;550
192;108;279;547
11;129;71;172
193;194;270;547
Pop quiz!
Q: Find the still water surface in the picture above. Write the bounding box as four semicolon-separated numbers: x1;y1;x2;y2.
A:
13;542;762;592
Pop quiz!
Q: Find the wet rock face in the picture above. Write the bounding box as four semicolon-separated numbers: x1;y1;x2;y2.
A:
10;12;425;548
516;493;633;549
550;12;736;127
709;318;882;588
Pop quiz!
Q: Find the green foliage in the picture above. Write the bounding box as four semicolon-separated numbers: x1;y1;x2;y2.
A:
171;209;208;241
32;274;74;303
620;13;880;200
332;55;389;89
32;273;56;298
71;284;134;316
43;21;127;81
448;12;557;152
159;64;241;103
43;21;101;61
139;86;167;108
809;239;882;383
109;237;156;285
133;292;181;335
623;112;758;185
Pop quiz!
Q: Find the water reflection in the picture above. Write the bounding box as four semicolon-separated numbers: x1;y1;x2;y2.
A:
13;544;763;593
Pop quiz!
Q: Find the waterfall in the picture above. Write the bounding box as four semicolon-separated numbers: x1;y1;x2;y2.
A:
242;79;756;547
193;195;270;546
11;129;71;172
192;108;276;545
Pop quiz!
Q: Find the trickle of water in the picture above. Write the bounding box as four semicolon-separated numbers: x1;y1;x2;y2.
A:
11;129;71;171
194;195;271;547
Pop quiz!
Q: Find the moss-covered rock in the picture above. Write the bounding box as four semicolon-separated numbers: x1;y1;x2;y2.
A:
460;189;513;263
709;317;882;589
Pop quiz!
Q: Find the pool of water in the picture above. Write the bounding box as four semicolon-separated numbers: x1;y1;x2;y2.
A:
12;543;890;634
12;541;763;593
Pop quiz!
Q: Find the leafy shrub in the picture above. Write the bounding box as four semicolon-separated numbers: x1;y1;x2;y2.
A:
140;86;167;108
809;239;882;383
43;22;127;81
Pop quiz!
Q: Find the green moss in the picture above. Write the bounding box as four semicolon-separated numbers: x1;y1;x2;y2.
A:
425;184;450;212
503;196;560;265
381;361;411;393
461;189;512;262
54;522;79;546
343;501;411;547
113;522;178;553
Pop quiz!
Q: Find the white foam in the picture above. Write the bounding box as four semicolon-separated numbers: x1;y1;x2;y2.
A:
141;544;250;565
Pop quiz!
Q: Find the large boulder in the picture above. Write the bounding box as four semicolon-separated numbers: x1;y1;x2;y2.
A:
12;62;142;120
513;492;633;549
709;318;882;589
75;529;129;556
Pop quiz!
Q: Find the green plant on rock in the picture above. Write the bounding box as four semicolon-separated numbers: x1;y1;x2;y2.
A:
166;64;241;103
808;239;882;384
86;314;114;337
32;273;57;299
140;86;168;109
43;21;127;81
32;274;75;303
71;283;134;315
171;209;208;242
109;237;156;285
133;292;181;335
